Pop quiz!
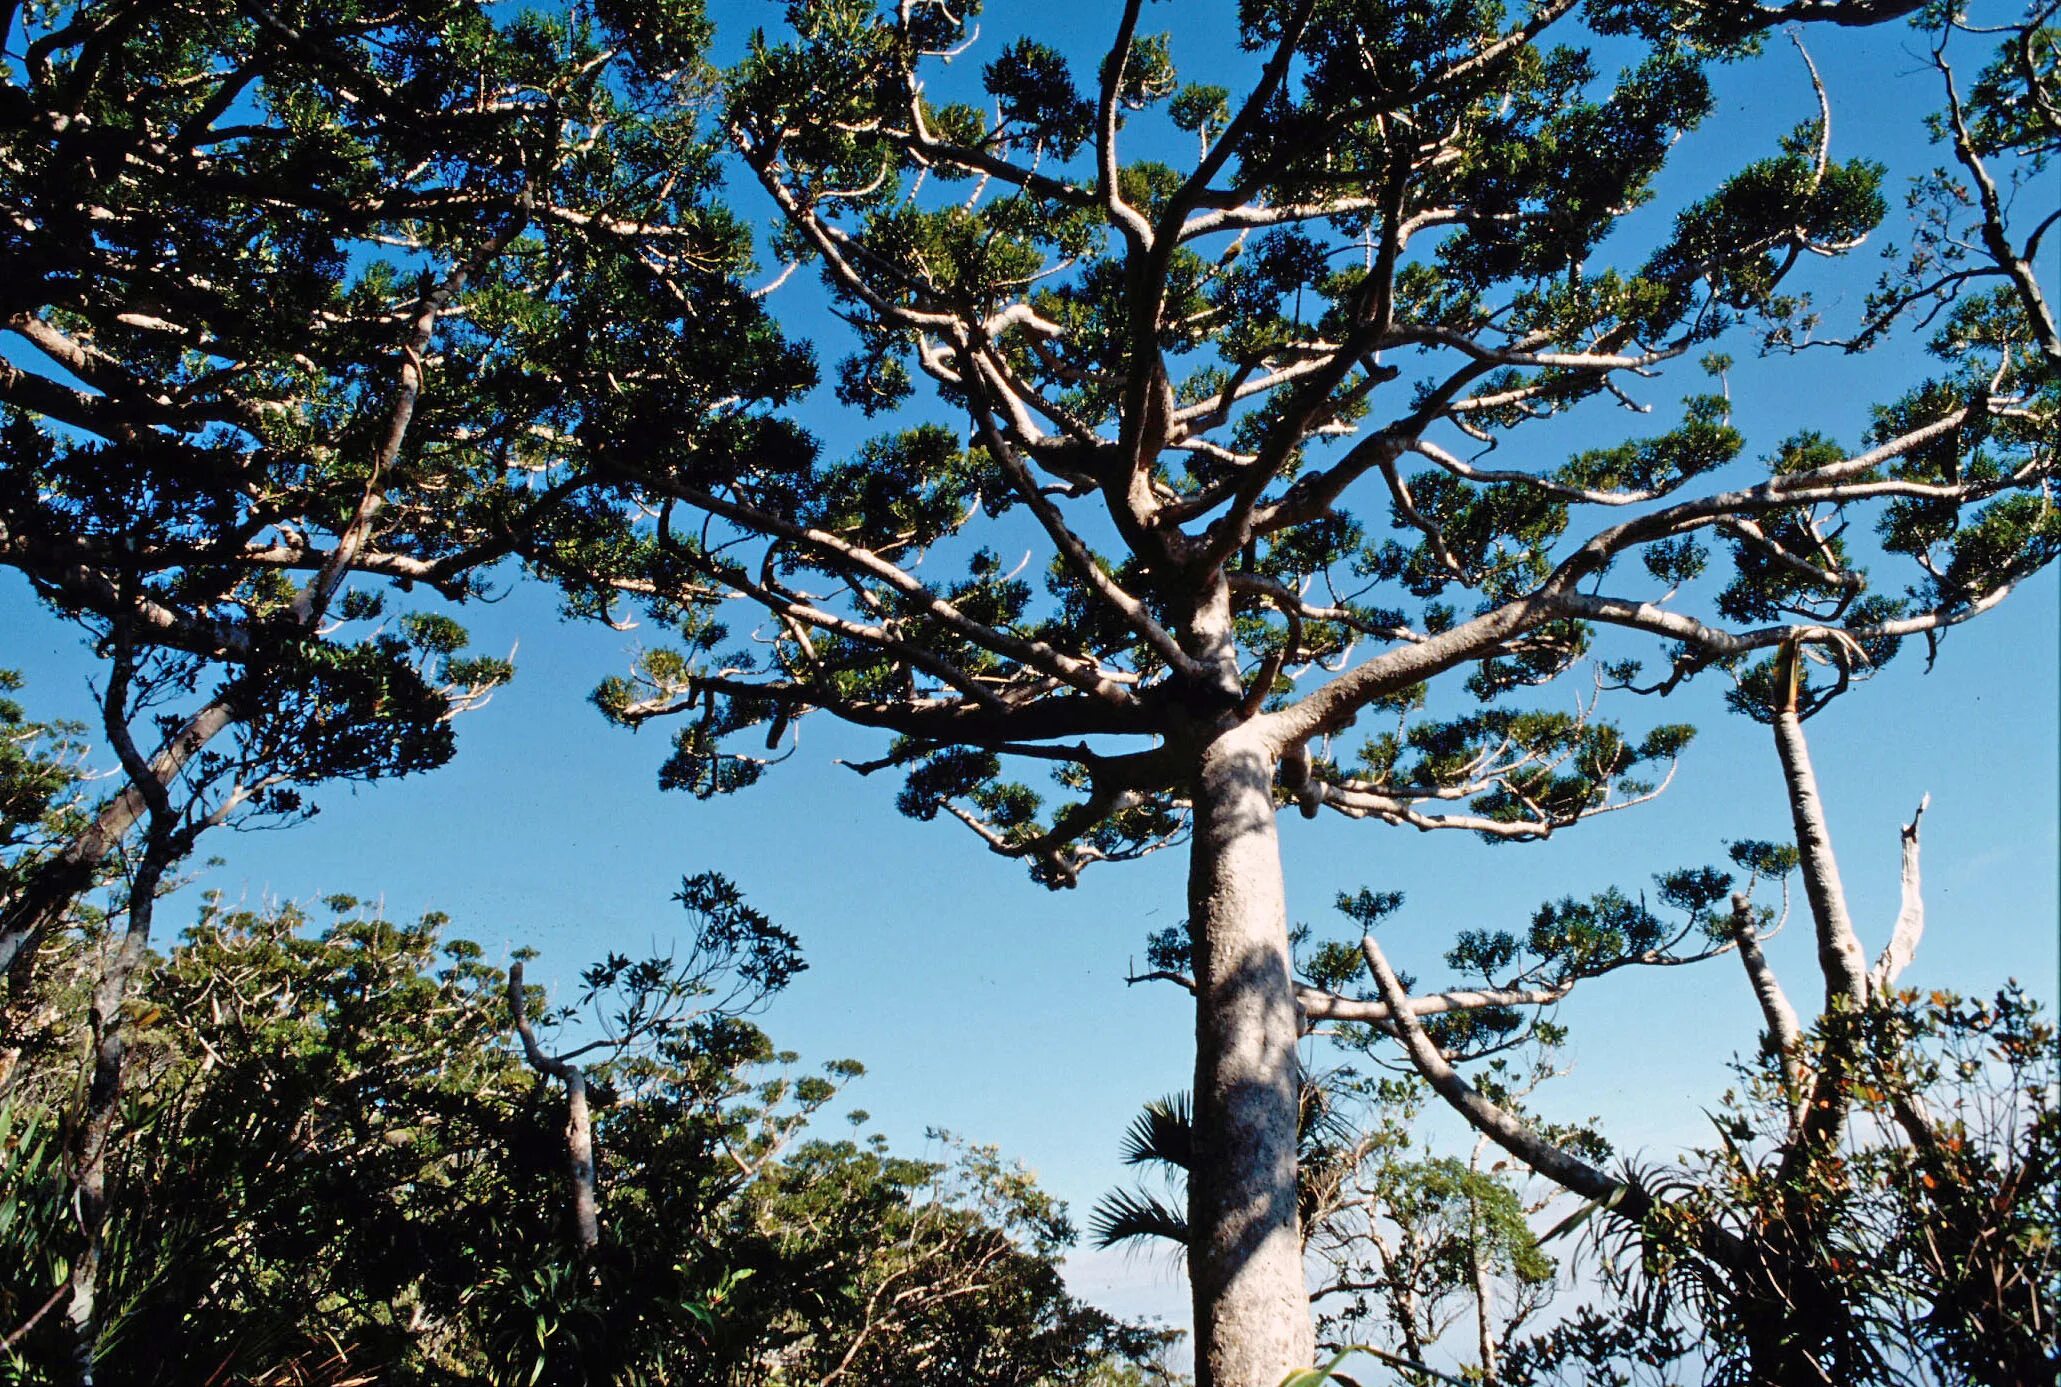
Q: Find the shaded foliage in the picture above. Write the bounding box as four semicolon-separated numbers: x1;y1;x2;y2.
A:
0;894;1178;1384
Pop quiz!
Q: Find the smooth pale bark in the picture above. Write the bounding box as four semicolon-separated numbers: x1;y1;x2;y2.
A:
1769;648;1873;1185
1760;659;1877;1376
560;1071;599;1250
508;961;601;1250
1769;649;1870;1015
1186;728;1314;1387
1468;1138;1499;1383
1297;983;1570;1023
1870;796;1927;991
1358;933;1652;1223
1729;892;1805;1119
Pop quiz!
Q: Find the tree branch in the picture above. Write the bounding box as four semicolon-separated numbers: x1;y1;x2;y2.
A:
507;960;600;1251
1870;795;1929;992
1357;931;1651;1219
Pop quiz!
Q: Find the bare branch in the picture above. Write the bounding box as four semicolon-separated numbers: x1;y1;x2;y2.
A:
1358;932;1650;1218
507;960;600;1250
1870;794;1930;992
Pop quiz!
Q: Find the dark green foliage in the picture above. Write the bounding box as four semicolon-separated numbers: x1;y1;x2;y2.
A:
985;39;1096;158
589;0;2054;901
1335;889;1406;931
1090;1076;1368;1259
670;870;807;997
0;1102;69;1346
1281;852;1770;1075
1505;986;2061;1387
0;0;816;916
0;675;87;909
0;896;1176;1384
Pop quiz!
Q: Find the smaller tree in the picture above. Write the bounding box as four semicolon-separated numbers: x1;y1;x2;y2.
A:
49;608;510;1373
0;0;813;1017
0;884;1180;1385
1286;640;2055;1384
507;870;808;1250
1491;983;2059;1387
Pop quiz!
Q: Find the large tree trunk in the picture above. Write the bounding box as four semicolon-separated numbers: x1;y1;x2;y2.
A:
1186;727;1314;1387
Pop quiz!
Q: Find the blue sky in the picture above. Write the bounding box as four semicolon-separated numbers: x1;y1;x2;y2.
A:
3;0;2056;1351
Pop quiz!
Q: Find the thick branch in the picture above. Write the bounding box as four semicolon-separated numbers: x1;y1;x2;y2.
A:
507;960;600;1251
1770;643;1871;1014
0;688;241;982
1296;982;1571;1024
1358;932;1649;1218
1939;49;2061;369
1729;891;1805;1116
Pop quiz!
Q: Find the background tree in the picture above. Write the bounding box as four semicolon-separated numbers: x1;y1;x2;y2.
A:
0;885;1181;1384
0;0;812;1022
0;670;90;1087
0;7;813;1356
1476;984;2058;1387
1290;641;2055;1383
546;3;2055;1377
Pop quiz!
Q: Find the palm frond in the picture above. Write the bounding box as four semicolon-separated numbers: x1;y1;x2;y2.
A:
1089;1185;1190;1250
1119;1092;1193;1171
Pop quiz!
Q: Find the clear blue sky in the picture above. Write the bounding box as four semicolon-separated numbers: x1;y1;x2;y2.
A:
2;0;2055;1347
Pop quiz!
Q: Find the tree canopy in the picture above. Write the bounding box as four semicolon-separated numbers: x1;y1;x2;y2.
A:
0;1;2053;1383
0;880;1179;1383
0;0;813;994
542;2;2056;1380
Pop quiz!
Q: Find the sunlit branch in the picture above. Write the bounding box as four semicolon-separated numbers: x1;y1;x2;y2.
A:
1358;931;1658;1221
960;382;1202;676
506;960;601;1250
627;475;1143;704
1093;0;1154;251
1870;795;1929;992
1728;890;1807;1117
1937;33;2061;367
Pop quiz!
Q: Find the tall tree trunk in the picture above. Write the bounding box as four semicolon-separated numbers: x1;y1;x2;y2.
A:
63;832;172;1386
1469;1139;1499;1383
1187;727;1313;1387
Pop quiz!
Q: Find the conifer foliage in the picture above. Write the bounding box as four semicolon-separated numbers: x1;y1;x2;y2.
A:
563;3;2056;1380
0;0;813;989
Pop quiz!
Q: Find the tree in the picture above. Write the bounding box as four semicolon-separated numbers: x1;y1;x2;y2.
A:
551;2;2056;1378
0;5;812;1352
0;886;1180;1384
1260;10;2061;1376
1472;994;2059;1387
1289;638;2055;1383
0;0;811;1017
